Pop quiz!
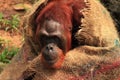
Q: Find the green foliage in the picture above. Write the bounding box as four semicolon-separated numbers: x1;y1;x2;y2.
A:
0;37;10;48
0;13;10;29
6;14;20;31
0;13;3;21
0;35;19;64
0;12;20;32
0;47;19;63
0;38;5;46
0;37;10;44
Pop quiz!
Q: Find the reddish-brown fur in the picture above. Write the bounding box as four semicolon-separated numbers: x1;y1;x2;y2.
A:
35;1;73;51
34;0;86;69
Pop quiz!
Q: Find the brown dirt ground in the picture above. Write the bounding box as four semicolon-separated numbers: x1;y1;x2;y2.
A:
0;0;32;48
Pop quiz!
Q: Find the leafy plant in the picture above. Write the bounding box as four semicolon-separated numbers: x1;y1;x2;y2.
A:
0;47;19;63
0;12;20;32
5;14;20;31
0;37;10;48
0;13;4;28
0;13;3;21
0;13;10;29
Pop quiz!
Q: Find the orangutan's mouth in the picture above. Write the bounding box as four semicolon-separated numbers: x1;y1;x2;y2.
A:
42;43;59;64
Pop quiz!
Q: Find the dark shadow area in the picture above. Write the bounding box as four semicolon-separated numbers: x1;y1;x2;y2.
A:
100;0;120;32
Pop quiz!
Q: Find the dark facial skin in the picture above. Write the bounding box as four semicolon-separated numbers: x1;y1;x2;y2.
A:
42;43;59;64
38;19;66;67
